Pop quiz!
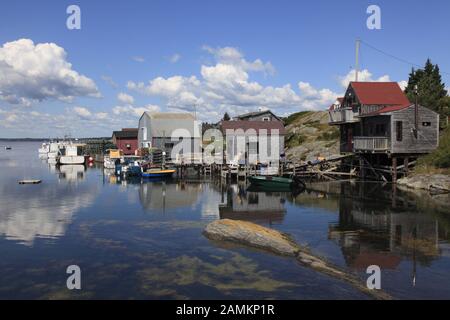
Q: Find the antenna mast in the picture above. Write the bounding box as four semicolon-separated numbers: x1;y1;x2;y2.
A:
355;39;361;82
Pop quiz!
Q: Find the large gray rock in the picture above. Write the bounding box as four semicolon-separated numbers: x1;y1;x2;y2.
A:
204;219;391;300
204;219;299;256
398;174;450;193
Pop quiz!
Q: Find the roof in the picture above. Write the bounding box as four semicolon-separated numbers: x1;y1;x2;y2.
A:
350;82;410;107
143;112;195;120
234;110;282;121
221;120;286;135
328;97;344;111
140;112;201;138
112;129;138;139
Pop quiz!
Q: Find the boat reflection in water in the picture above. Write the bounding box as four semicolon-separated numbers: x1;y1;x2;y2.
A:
139;180;202;213
57;164;85;182
217;182;289;224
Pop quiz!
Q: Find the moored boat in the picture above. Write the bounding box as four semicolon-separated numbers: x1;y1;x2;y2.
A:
104;149;124;169
58;144;86;165
142;168;176;179
248;175;305;190
38;142;49;154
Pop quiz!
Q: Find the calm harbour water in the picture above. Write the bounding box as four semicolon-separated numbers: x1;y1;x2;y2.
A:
0;141;450;300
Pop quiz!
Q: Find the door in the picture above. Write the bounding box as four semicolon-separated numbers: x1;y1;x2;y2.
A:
347;127;353;152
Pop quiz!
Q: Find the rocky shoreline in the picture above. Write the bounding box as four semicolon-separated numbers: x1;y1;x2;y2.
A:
397;174;450;194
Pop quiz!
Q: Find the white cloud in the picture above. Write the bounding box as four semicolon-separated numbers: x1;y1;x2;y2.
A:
169;53;181;63
127;46;339;120
298;82;340;110
117;92;134;105
132;56;145;63
0;39;100;106
202;46;275;75
339;69;390;88
73;106;92;118
398;80;408;91
112;104;160;117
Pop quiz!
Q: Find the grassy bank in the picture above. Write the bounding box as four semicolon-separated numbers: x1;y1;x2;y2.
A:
415;126;450;174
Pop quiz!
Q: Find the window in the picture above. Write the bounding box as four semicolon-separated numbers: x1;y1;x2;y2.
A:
126;144;131;150
396;121;403;141
262;117;270;122
422;122;431;127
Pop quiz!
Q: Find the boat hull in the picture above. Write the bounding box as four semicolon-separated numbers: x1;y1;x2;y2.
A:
142;169;175;179
248;176;293;188
59;156;86;165
248;175;305;190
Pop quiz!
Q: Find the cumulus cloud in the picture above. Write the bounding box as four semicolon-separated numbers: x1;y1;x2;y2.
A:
202;46;276;75
73;106;92;118
127;46;340;120
112;104;160;117
0;39;100;106
73;106;108;120
398;80;408;91
117;92;134;105
339;69;391;88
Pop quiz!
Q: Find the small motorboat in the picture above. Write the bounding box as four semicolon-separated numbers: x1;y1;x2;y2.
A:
248;175;305;190
5;146;12;150
142;168;176;179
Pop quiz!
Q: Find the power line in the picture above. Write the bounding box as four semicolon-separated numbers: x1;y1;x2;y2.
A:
360;39;450;76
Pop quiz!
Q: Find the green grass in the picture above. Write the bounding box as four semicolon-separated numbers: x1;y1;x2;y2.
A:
415;126;450;173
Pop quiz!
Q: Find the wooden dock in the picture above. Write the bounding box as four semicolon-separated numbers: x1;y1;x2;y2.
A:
19;179;42;185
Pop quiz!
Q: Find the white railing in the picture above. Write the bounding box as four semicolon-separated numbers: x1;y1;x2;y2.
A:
360;105;384;115
173;153;203;164
353;137;390;151
328;108;359;124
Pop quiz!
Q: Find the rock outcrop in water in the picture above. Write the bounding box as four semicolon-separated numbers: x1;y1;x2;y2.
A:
204;219;391;300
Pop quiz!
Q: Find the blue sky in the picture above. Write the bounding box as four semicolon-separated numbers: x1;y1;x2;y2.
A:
0;0;449;137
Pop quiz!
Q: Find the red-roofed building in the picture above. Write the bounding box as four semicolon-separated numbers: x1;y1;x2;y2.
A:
328;82;439;157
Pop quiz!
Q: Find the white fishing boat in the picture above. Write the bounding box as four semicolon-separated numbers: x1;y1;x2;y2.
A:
38;142;50;155
58;144;86;165
47;142;61;160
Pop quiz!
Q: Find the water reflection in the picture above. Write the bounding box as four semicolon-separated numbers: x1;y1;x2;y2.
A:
57;165;85;182
216;182;288;224
306;182;449;274
139;181;202;212
0;181;98;246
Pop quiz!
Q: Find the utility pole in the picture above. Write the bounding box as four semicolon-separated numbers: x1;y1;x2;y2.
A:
355;38;361;82
414;84;419;138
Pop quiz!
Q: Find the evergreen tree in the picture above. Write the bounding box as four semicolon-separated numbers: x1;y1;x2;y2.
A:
405;59;448;117
223;112;231;121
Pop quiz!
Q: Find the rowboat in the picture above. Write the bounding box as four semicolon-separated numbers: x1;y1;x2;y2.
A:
248;175;305;190
142;169;176;179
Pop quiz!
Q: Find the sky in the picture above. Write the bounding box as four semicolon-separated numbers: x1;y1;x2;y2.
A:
0;0;449;138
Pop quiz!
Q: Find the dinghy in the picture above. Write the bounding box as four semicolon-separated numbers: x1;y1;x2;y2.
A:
248;175;305;190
